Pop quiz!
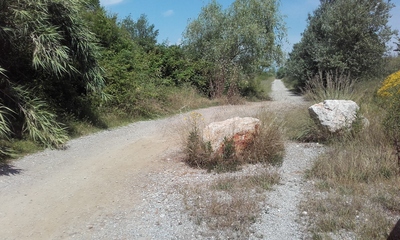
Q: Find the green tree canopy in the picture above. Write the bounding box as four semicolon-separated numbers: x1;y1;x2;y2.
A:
286;0;397;88
183;0;286;98
120;14;159;51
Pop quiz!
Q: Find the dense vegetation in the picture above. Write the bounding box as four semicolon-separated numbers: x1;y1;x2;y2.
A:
0;0;105;158
183;0;285;99
0;0;285;161
279;0;400;238
285;0;396;89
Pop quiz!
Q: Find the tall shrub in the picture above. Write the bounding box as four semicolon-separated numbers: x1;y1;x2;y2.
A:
0;0;105;151
286;0;397;89
183;0;286;98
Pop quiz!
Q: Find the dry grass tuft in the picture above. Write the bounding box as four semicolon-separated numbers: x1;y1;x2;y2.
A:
183;111;285;172
300;94;400;239
182;168;280;238
211;170;280;192
240;113;285;166
302;191;394;240
303;69;358;103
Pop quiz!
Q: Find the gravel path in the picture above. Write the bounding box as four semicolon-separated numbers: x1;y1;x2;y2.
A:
0;80;322;239
249;142;324;240
250;80;324;239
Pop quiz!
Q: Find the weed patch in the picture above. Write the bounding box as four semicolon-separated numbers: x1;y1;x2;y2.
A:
182;168;280;238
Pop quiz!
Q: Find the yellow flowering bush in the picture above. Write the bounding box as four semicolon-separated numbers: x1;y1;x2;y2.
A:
377;70;400;97
378;70;400;170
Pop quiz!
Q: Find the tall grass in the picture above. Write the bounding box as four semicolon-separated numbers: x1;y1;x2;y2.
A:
303;69;358;102
284;107;330;142
293;75;400;239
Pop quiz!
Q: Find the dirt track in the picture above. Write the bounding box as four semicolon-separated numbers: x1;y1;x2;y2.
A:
0;80;304;239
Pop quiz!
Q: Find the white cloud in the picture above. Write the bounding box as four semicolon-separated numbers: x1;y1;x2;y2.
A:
163;10;174;17
100;0;123;6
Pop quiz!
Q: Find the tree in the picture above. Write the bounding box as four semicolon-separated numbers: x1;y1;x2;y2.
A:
183;1;227;97
183;0;286;98
81;1;121;48
120;14;159;51
0;0;105;151
286;0;396;89
395;37;400;52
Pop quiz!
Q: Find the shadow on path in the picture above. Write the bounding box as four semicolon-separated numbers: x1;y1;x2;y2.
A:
388;219;400;240
0;165;22;176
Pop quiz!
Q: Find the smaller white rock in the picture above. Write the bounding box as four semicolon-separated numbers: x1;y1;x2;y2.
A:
308;100;361;133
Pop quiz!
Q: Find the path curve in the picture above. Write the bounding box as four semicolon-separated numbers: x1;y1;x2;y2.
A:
0;80;319;239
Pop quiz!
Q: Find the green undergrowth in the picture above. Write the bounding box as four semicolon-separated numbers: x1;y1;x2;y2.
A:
65;86;219;135
244;73;275;101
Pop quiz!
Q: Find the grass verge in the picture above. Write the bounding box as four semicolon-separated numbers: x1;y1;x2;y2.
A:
288;78;400;239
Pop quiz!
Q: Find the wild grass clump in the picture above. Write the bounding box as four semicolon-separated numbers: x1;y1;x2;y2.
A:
241;113;285;166
284;71;369;143
211;170;281;192
182;168;280;238
302;192;393;240
183;112;285;172
307;135;396;186
303;69;358;103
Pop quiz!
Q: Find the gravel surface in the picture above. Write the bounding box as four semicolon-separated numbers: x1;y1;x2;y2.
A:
125;142;324;240
0;80;323;239
249;142;324;240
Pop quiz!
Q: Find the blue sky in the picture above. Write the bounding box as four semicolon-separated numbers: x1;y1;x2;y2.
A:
100;0;400;53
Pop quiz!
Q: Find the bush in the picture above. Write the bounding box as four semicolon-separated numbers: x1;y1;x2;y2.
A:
378;70;400;171
377;70;400;97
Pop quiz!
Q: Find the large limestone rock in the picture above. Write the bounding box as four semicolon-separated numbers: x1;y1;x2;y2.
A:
202;117;260;154
309;100;360;133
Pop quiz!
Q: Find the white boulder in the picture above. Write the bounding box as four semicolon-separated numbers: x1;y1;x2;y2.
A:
309;100;360;133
